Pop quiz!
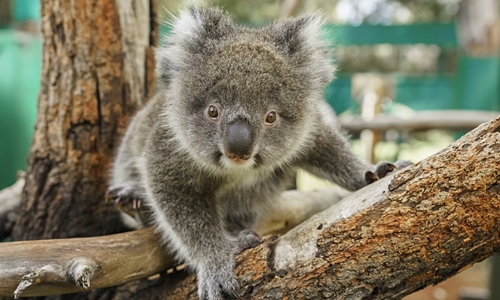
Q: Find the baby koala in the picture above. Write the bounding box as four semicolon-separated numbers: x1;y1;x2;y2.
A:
108;6;408;300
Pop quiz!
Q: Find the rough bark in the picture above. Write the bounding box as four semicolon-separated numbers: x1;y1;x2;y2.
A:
12;0;158;240
1;115;498;299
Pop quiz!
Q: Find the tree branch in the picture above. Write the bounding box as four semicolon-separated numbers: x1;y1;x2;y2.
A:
0;187;348;298
1;115;499;299
340;110;499;133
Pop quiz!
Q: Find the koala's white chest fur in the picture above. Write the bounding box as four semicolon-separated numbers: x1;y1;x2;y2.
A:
215;168;263;199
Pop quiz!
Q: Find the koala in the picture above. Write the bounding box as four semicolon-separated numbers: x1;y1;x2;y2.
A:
107;6;409;300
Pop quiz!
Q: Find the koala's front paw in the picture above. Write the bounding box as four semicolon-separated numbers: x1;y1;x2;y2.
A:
106;184;149;227
365;160;412;184
235;229;261;253
106;183;144;210
198;263;239;300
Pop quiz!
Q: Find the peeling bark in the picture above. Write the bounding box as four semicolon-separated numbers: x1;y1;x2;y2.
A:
1;116;499;299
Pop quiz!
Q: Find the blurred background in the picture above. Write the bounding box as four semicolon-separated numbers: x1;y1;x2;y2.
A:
0;0;499;299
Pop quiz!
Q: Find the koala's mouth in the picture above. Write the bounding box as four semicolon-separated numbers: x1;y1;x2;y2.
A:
225;151;251;163
214;151;265;172
214;150;257;169
227;157;249;165
224;151;254;166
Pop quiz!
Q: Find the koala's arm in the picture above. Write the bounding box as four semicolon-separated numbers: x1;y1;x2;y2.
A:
298;122;372;191
144;125;239;299
107;97;164;228
297;102;412;190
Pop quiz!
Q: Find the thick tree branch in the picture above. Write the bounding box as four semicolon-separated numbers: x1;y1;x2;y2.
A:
0;228;171;298
0;187;348;298
0;115;499;299
146;115;500;299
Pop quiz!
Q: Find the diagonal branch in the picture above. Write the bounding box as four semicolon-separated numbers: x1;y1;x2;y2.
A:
152;115;500;300
0;115;499;299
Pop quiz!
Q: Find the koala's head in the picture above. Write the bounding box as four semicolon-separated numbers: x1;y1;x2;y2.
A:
157;6;335;174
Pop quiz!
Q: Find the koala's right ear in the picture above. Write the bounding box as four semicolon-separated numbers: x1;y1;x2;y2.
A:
267;14;335;88
156;6;235;81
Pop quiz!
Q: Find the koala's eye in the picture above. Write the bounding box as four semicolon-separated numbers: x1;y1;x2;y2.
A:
207;105;219;120
264;111;278;125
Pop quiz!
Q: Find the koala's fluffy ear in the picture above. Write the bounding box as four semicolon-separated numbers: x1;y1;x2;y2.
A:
268;15;335;87
156;6;234;80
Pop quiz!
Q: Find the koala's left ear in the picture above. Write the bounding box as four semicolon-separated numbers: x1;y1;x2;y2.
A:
156;6;235;80
267;15;335;87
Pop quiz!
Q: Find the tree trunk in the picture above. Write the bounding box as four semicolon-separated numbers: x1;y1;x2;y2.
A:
12;0;158;240
8;1;158;299
458;0;500;55
1;115;499;299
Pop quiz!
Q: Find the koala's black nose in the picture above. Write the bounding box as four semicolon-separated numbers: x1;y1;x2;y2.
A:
226;121;253;161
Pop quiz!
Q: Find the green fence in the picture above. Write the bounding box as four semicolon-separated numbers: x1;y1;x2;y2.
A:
0;32;41;189
322;22;499;113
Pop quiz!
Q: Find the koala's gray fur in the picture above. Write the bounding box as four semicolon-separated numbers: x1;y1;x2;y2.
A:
108;6;407;300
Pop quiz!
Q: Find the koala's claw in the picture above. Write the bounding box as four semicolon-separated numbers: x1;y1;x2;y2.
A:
365;171;379;184
132;198;141;209
235;229;261;253
105;184;144;215
365;160;412;184
365;163;394;184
